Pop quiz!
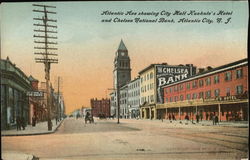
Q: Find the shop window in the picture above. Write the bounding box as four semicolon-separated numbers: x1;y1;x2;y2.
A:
236;69;243;79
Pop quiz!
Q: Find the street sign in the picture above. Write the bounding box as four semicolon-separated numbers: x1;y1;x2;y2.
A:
26;91;44;97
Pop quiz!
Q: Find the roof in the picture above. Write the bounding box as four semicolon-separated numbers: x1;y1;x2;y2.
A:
29;75;39;82
162;58;248;88
118;39;127;51
138;64;157;75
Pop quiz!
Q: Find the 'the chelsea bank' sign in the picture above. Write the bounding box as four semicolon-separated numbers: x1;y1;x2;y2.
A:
156;64;196;103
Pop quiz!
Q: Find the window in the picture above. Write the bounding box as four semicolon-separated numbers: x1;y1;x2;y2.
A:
165;98;168;103
205;90;211;99
179;84;183;91
192;81;197;88
205;77;211;86
236;85;243;95
150;72;153;79
199;92;204;99
147;74;149;80
199;80;204;87
174;96;178;102
169;87;172;93
165;88;168;94
214;89;220;97
150;95;154;103
236;69;243;79
186;94;191;100
174;86;178;92
192;93;197;99
214;75;220;84
226;88;230;96
225;72;232;81
180;95;184;101
186;83;190;90
169;97;172;102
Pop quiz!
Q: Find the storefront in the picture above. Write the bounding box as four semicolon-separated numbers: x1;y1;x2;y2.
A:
1;58;32;130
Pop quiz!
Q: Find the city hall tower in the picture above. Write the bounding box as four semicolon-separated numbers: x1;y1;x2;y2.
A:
113;40;131;89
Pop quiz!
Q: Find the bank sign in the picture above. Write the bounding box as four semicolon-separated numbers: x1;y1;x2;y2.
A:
156;65;195;103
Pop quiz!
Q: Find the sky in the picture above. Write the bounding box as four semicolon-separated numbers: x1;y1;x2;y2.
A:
0;1;248;114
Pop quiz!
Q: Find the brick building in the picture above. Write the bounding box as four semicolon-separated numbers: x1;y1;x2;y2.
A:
157;58;248;122
90;98;110;117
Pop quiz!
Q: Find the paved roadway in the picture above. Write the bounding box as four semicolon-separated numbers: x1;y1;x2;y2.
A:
2;118;248;160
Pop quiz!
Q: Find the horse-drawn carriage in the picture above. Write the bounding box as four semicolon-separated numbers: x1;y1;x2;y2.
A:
85;112;94;124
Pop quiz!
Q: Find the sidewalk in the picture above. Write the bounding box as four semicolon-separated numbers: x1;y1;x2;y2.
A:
2;151;38;160
158;119;249;128
1;119;64;136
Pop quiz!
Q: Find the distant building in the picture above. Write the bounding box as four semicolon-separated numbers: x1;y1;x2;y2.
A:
127;77;140;119
91;98;110;117
28;76;47;124
160;58;248;121
120;84;128;118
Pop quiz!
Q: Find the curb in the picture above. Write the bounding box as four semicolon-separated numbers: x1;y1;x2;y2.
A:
1;119;65;137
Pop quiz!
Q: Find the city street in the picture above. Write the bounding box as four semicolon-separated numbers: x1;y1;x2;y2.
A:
2;118;248;160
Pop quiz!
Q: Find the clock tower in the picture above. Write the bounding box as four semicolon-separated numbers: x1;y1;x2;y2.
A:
113;40;131;89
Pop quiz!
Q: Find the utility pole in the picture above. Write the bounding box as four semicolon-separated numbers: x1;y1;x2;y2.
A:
57;76;60;122
33;4;58;131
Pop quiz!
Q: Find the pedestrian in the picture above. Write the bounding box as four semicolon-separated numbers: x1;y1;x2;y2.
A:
212;113;215;125
226;112;229;121
169;114;172;120
172;114;176;121
200;112;203;122
206;112;209;120
16;116;21;131
215;115;219;125
210;112;213;121
196;114;199;123
185;114;189;124
32;115;36;127
21;117;26;130
85;112;90;124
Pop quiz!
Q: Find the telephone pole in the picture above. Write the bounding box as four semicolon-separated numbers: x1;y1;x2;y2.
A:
57;76;60;122
33;4;58;131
